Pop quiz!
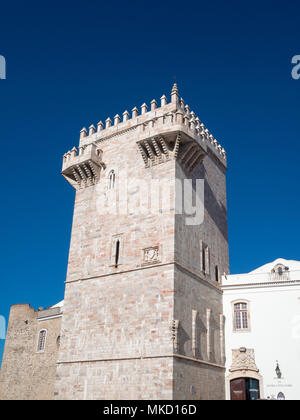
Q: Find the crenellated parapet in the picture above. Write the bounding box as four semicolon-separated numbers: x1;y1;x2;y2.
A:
62;143;105;189
62;84;227;188
77;83;227;164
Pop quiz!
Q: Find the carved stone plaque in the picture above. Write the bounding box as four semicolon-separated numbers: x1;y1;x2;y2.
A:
230;348;259;373
143;246;160;264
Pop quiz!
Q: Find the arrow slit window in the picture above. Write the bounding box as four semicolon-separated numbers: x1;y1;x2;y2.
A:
110;234;123;267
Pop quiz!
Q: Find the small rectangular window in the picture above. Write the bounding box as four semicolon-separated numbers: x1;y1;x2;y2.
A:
37;330;47;352
215;265;219;282
200;240;210;275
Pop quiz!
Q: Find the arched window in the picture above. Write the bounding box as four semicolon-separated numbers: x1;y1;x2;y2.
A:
233;302;249;331
108;170;115;190
37;329;47;352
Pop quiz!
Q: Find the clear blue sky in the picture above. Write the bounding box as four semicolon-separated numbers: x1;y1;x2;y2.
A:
0;0;299;362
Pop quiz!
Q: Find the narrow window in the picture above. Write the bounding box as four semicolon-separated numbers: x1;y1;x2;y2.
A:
200;241;210;275
215;265;219;282
115;239;120;267
37;329;47;352
109;170;115;189
110;235;123;267
202;247;206;272
234;303;249;331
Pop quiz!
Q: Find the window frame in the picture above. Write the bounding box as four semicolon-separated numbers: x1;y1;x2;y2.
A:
200;240;210;275
215;265;220;283
232;299;251;333
36;329;47;353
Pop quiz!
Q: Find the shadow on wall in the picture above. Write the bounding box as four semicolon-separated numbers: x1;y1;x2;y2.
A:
178;323;190;355
195;313;206;360
181;161;228;242
209;314;217;364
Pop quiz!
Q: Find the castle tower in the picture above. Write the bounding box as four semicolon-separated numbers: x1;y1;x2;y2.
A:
55;84;229;400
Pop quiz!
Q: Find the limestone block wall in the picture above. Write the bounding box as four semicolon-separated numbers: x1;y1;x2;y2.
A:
174;268;224;364
56;84;229;400
65;135;176;284
0;85;229;400
0;304;61;400
173;358;225;400
172;146;229;399
56;358;173;400
174;151;229;278
58;266;175;363
56;113;178;398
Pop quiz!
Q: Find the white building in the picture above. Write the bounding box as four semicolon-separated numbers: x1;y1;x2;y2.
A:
222;258;300;400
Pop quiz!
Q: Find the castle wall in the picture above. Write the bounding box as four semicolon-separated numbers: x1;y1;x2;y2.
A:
55;86;229;400
0;304;61;400
56;358;173;400
174;150;229;277
172;150;228;399
0;86;229;400
55;115;177;399
173;358;225;400
173;268;225;399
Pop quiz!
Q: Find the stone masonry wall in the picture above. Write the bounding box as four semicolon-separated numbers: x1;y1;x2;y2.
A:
0;86;229;400
55;119;177;399
173;358;225;400
0;304;61;400
56;357;173;400
172;149;228;399
56;86;229;400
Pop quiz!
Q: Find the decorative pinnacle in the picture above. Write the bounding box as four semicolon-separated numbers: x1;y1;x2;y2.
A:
97;121;104;132
171;83;179;104
123;110;130;122
89;124;96;135
141;103;148;114
171;82;178;95
132;106;139;118
150;99;157;111
80;127;87;139
114;114;121;125
105;117;112;128
160;95;167;106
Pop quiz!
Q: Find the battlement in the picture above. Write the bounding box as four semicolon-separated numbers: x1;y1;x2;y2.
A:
77;84;226;163
62;143;105;189
62;84;227;188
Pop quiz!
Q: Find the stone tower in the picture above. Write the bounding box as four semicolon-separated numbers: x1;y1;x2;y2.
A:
55;84;229;400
